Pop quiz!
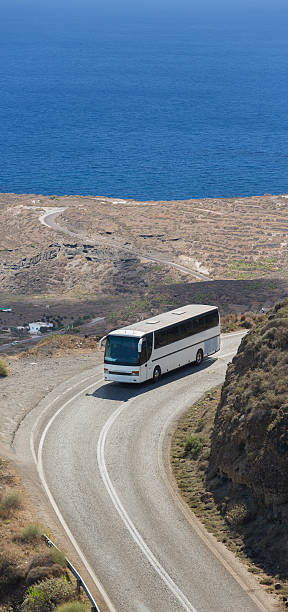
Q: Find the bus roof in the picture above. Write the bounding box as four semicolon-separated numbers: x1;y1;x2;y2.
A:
109;304;218;337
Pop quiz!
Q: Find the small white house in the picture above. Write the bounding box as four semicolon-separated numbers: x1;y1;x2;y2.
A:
29;321;53;334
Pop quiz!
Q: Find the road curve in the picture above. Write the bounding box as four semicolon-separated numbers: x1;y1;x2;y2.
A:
15;332;275;612
41;208;211;282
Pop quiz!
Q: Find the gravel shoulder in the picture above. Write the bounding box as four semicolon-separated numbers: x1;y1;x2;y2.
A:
0;351;105;611
0;352;102;454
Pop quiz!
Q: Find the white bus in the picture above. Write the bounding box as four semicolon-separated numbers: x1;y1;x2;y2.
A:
99;304;220;384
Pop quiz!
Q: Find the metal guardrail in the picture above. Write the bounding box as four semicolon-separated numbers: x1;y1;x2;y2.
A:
42;534;100;612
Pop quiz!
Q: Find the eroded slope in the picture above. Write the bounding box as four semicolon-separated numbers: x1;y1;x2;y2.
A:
209;298;288;573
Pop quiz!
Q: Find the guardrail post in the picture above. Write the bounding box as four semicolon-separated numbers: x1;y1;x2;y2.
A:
42;534;100;611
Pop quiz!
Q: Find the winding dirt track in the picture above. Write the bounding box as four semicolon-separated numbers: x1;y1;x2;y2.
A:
41;208;212;282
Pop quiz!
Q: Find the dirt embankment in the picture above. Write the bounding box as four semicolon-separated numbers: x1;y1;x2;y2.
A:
208;299;288;578
0;348;100;450
171;301;288;607
171;386;287;608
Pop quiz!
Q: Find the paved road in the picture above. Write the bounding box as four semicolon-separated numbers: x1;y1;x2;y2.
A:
0;334;48;353
41;209;211;282
16;332;274;612
0;328;68;353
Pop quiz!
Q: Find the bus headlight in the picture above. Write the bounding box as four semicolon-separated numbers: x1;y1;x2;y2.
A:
104;368;108;372
132;371;139;375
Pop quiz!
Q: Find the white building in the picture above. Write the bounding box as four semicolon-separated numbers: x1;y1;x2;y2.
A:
29;321;53;334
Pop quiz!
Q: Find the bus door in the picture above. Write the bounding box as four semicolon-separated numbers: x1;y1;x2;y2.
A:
139;333;153;381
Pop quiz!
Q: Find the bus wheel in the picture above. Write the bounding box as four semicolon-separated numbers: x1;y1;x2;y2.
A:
195;349;203;366
153;366;161;383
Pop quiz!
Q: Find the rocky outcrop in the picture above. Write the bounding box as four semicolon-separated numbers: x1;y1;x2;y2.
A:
0;240;145;296
210;299;288;508
208;299;288;571
3;245;60;270
2;242;127;270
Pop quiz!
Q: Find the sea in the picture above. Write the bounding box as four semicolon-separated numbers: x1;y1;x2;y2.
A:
1;0;288;201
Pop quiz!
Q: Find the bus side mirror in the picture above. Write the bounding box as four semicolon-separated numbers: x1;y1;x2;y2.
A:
98;335;107;349
138;338;143;353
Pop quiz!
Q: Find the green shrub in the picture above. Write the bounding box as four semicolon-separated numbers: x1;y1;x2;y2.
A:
0;491;22;518
184;435;204;457
56;603;90;612
0;551;24;596
0;358;8;377
18;523;42;542
22;577;74;611
260;578;274;585
275;376;288;394
49;548;67;568
225;504;249;526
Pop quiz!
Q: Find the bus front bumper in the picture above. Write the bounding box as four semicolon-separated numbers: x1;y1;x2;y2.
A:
104;370;140;383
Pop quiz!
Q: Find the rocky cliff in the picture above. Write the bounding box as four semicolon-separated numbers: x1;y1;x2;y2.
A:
209;298;288;572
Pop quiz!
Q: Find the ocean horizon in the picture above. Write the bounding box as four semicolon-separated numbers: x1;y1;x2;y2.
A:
1;0;288;201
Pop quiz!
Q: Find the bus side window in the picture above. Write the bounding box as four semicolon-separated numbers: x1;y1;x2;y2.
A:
212;310;219;326
155;328;167;348
146;333;153;359
166;325;179;344
193;318;200;334
198;316;206;332
206;313;213;329
140;334;153;364
139;339;147;365
179;319;193;339
205;310;219;329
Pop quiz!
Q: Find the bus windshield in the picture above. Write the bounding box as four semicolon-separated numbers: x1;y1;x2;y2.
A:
104;335;140;366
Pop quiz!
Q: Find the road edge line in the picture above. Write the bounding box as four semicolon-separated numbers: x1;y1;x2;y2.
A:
34;377;117;612
97;396;197;612
159;410;277;612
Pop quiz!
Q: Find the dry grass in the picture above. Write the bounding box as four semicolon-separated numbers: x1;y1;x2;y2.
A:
0;458;49;608
56;603;90;612
22;333;100;358
171;387;288;607
0;490;22;519
221;311;264;333
0;457;91;610
16;523;43;543
0;357;8;377
59;193;288;284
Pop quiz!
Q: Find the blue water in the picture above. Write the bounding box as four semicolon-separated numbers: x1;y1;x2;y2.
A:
1;0;288;200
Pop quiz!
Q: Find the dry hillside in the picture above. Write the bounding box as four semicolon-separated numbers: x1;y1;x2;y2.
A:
1;192;288;334
209;298;288;575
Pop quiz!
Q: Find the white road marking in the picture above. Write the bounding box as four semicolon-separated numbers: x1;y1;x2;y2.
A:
97;397;197;612
30;372;99;464
30;395;60;465
157;407;268;612
31;376;117;612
